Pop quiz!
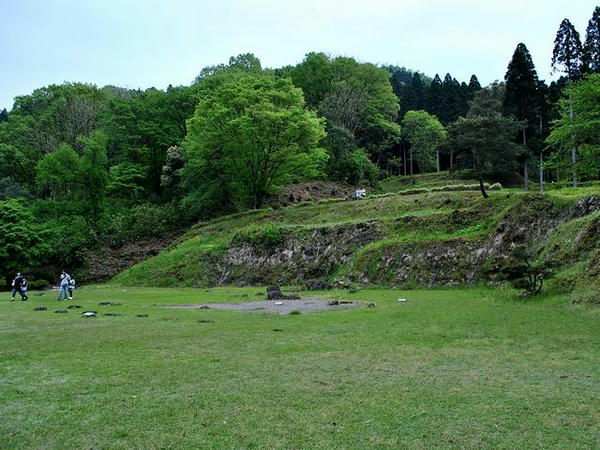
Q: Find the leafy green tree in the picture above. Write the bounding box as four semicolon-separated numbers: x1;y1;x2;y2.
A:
583;7;600;73
447;114;524;198
35;143;80;199
182;71;327;214
546;74;600;181
402;110;447;173
467;82;505;118
286;52;333;109
552;19;584;80
0;109;7;123
79;131;109;218
0;199;50;277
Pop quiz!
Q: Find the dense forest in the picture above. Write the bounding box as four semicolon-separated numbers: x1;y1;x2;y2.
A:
2;7;600;286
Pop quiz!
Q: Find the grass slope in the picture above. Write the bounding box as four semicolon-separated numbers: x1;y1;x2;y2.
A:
115;182;600;288
1;286;599;448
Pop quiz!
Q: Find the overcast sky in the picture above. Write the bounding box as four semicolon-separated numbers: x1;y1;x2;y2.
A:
1;0;598;110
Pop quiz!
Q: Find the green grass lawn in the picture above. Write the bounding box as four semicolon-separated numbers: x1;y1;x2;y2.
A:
1;286;599;449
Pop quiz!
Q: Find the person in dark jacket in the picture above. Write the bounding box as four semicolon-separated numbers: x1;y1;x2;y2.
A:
10;272;26;301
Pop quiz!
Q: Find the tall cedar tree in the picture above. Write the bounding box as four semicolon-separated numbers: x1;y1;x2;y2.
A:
468;75;482;91
552;19;584;80
583;7;600;73
426;74;446;123
0;109;7;123
504;43;540;190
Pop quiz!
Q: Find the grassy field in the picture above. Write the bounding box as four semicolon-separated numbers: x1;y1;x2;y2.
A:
2;285;599;448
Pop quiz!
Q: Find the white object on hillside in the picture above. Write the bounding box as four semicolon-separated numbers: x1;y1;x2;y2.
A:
397;298;407;302
274;301;283;305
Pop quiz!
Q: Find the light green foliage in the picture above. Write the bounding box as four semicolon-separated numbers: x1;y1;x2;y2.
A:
107;162;148;199
78;131;109;217
1;286;600;448
35;143;80;199
546;74;600;179
182;70;327;212
0;198;49;273
401;110;447;172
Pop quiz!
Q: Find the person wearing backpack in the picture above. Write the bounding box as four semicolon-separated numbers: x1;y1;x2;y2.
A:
10;272;26;301
57;270;71;301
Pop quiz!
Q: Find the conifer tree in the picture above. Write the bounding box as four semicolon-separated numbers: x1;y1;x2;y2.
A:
552;19;584;80
468;75;482;91
552;19;585;187
426;74;446;123
0;108;7;123
583;7;600;73
504;43;540;190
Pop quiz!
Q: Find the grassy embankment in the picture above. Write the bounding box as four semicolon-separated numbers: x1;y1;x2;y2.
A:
114;171;600;291
1;285;599;448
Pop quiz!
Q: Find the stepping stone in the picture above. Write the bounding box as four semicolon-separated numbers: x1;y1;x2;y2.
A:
34;306;47;311
198;305;210;310
82;311;96;318
55;309;68;313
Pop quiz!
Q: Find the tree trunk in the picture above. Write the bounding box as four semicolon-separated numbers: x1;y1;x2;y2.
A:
436;150;440;172
450;150;454;170
570;98;577;188
403;145;407;176
478;175;488;199
539;115;544;193
522;128;529;191
409;147;413;175
539;151;544;193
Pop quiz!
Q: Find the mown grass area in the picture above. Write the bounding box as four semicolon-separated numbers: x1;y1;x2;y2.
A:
1;286;599;448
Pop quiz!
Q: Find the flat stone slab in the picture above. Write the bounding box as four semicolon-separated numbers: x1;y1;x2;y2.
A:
162;298;362;315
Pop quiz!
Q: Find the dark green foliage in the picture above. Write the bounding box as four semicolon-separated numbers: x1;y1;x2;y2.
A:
447;114;524;197
504;43;539;127
492;245;550;295
0;109;7;123
583;7;600;73
552;19;584;80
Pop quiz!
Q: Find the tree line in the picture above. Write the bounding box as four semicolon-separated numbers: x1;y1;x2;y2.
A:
1;6;600;283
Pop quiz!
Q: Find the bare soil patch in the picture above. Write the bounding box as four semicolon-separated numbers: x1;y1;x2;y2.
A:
163;298;362;315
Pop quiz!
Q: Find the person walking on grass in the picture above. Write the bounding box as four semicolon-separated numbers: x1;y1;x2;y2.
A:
57;269;71;301
10;271;27;301
68;277;75;300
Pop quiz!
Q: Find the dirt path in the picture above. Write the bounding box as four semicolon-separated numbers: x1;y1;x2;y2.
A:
162;298;361;315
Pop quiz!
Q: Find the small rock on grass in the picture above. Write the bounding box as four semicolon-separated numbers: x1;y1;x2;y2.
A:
136;314;148;318
67;305;81;309
199;305;210;309
34;306;47;311
104;313;121;316
197;319;214;323
55;309;68;314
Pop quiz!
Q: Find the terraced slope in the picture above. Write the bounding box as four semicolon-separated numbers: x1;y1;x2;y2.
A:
114;186;600;290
